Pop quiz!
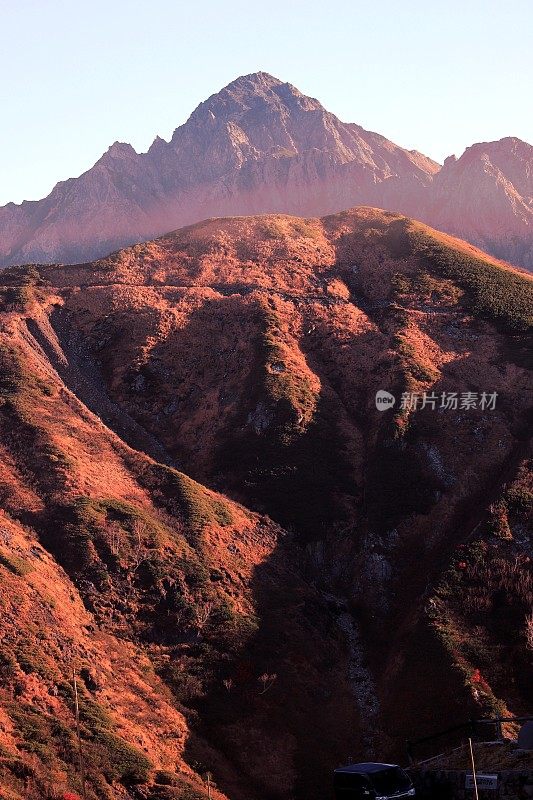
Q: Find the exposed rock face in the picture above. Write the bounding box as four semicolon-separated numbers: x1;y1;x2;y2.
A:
1;72;531;269
0;208;531;798
0;72;533;267
417;138;533;268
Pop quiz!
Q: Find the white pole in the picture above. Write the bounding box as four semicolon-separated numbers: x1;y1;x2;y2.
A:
468;737;479;800
73;670;88;800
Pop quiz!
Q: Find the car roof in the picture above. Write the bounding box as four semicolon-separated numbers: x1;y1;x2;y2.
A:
334;762;398;775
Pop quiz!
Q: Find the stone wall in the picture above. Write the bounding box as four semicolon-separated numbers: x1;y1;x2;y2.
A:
411;769;533;799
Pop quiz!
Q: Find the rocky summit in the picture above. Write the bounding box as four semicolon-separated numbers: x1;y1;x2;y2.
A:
0;72;531;269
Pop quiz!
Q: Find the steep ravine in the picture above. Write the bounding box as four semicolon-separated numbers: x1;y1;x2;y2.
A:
326;593;381;756
26;307;177;467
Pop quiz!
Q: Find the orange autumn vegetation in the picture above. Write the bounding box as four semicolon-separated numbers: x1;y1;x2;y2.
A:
0;207;531;799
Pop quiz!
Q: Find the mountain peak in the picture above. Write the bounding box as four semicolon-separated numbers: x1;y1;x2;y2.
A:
458;136;532;162
0;78;531;271
185;72;324;127
224;70;284;90
223;71;323;108
107;141;137;157
94;141;139;171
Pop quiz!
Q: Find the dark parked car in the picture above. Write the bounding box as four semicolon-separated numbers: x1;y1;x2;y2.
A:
334;762;415;799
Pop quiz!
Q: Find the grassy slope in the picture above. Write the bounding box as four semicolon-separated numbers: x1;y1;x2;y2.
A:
0;208;531;796
0;261;358;800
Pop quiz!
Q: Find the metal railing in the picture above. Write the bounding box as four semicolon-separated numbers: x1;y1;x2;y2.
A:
406;716;533;765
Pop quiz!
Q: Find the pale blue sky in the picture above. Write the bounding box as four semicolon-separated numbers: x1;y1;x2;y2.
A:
1;0;532;205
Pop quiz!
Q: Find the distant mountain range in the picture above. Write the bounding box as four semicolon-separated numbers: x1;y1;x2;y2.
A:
0;71;531;268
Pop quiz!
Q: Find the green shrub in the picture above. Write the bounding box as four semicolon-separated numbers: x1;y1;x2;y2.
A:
154;769;180;786
407;227;533;331
149;465;233;531
392;270;463;307
93;730;152;784
0;551;34;577
9;704;52;751
78;696;114;736
14;644;52;679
